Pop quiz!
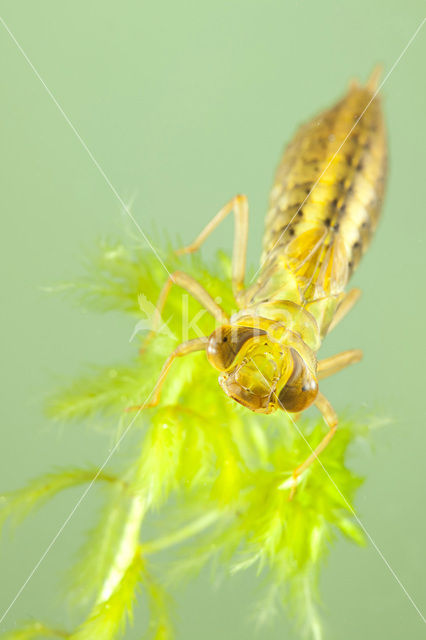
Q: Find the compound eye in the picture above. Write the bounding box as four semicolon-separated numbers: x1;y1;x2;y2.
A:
278;348;318;412
206;325;267;371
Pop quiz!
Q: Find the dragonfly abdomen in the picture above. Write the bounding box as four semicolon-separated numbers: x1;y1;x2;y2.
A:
257;74;387;310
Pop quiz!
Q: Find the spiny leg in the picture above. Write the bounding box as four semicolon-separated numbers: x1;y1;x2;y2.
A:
317;349;363;380
141;195;248;353
141;270;229;352
288;348;362;494
289;392;338;498
176;194;249;304
327;288;361;333
128;337;208;411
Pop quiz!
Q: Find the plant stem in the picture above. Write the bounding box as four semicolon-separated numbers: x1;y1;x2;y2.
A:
141;510;222;556
96;492;148;603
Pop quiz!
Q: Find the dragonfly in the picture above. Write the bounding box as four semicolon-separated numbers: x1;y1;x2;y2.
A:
130;68;387;491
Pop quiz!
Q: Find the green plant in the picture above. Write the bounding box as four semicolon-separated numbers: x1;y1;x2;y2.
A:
0;239;371;640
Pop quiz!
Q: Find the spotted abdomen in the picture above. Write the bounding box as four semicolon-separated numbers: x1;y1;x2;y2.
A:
261;72;387;304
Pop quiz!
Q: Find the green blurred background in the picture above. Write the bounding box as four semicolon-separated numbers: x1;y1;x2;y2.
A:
1;1;425;638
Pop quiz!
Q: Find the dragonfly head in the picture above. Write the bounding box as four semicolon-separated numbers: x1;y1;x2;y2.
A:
206;324;318;414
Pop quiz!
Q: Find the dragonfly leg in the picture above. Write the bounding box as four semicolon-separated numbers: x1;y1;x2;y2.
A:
317;349;363;380
128;337;208;411
141;270;229;352
327;288;361;333
288;392;338;499
176;194;249;303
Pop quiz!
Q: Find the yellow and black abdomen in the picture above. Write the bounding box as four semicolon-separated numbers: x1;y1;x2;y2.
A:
259;74;387;311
